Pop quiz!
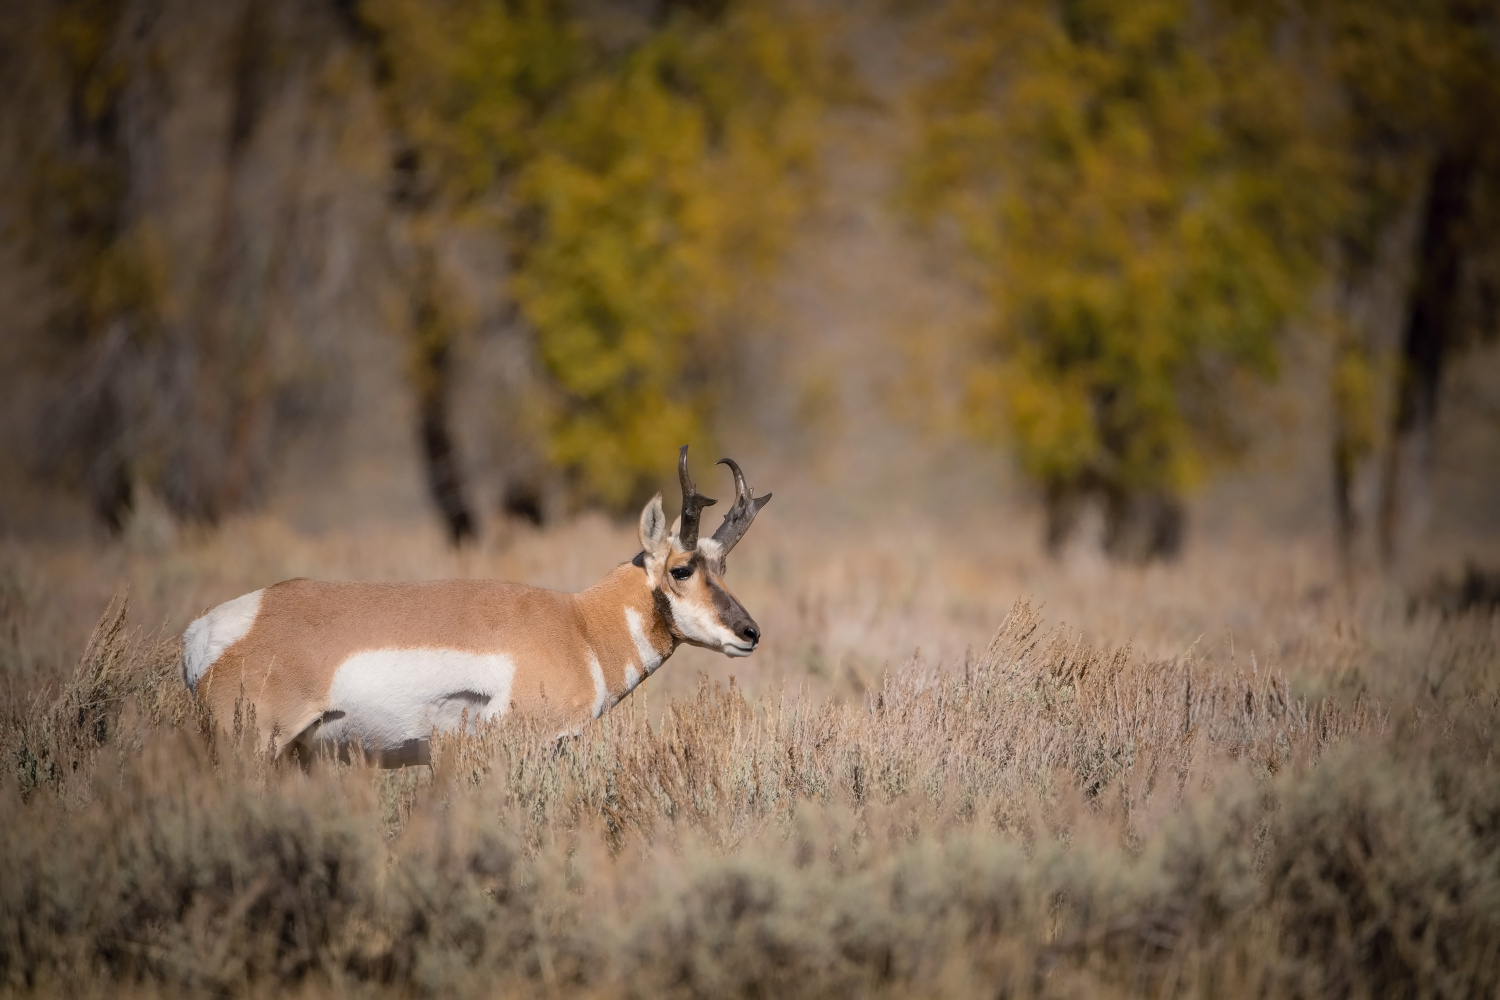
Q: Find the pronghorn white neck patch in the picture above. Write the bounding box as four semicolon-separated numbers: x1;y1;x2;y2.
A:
625;607;664;683
588;652;610;719
182;589;263;691
313;648;517;757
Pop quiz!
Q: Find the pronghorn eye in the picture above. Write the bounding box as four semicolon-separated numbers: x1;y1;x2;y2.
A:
670;565;693;581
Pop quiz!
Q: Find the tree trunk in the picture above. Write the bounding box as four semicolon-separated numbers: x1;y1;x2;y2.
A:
1331;423;1358;577
1378;148;1477;571
1330;321;1377;581
1102;485;1184;563
167;0;274;524
336;7;478;545
1043;478;1083;556
44;1;137;534
411;250;478;546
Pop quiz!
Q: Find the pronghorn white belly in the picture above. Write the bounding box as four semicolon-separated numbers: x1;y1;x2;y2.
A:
304;648;517;759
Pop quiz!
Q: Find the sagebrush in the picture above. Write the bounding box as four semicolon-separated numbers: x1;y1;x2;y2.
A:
3;580;1496;998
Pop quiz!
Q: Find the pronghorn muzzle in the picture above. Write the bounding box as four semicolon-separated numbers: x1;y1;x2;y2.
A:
710;580;761;651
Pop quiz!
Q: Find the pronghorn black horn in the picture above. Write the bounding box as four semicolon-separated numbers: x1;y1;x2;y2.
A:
677;445;717;549
710;457;771;556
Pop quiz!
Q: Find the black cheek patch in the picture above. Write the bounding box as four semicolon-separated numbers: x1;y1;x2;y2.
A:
653;587;678;636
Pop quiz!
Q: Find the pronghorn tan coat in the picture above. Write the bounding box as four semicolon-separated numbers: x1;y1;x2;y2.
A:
183;449;768;764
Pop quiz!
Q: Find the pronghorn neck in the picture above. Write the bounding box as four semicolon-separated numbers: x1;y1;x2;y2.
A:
571;562;676;712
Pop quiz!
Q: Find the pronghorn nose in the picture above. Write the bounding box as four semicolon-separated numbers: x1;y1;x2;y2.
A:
740;623;760;644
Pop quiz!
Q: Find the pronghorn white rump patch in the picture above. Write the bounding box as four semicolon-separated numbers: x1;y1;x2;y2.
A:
588;652;610;718
310;648;517;756
624;607;663;690
182;589;264;691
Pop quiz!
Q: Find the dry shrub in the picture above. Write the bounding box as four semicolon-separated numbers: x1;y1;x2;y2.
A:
426;602;1368;856
0;596;1496;998
1;736;379;991
1261;743;1500;998
4;597;195;800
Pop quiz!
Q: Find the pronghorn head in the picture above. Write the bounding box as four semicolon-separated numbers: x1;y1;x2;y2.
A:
637;446;772;658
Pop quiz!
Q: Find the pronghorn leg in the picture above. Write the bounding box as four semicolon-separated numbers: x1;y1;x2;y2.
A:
376;738;430;768
282;710;339;771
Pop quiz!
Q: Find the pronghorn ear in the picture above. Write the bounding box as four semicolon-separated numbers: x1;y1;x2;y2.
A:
639;493;669;555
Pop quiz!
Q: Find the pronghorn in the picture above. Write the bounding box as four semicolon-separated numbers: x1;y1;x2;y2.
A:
182;447;770;765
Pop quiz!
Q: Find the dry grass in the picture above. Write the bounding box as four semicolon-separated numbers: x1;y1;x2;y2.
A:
1;514;1497;998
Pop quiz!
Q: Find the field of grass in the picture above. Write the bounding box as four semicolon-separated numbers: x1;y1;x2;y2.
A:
2;510;1498;998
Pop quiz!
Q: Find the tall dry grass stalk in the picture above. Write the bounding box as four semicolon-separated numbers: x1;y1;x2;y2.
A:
2;574;1495;998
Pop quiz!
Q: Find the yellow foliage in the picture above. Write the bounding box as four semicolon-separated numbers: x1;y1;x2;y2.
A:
361;1;825;508
359;0;579;201
910;0;1338;497
514;9;820;505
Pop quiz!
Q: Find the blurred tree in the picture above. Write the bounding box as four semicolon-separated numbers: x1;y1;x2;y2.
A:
9;0;146;531
4;0;370;532
352;0;822;517
171;0;278;522
334;0;560;542
5;0;821;538
908;0;1336;560
409;242;479;544
1308;0;1500;572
